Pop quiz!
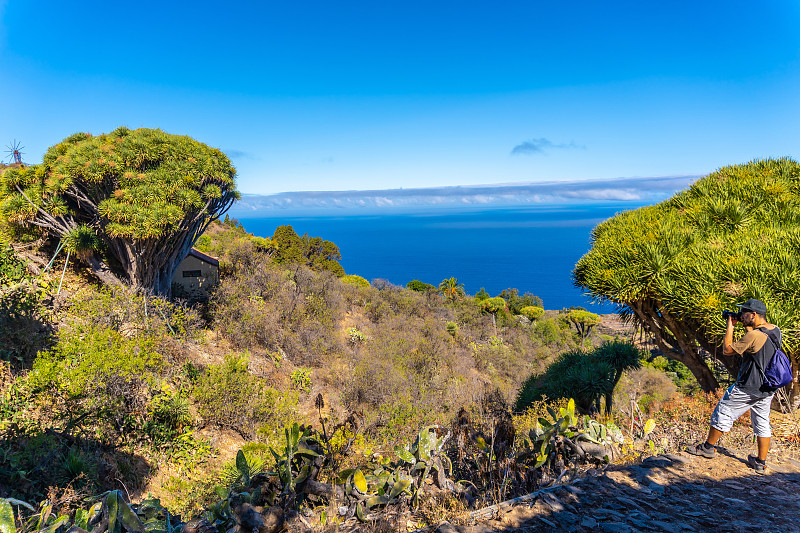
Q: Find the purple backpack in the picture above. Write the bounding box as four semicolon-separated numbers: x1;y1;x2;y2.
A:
756;327;793;391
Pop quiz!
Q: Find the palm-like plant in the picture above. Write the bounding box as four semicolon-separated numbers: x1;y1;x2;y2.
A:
515;342;635;414
593;340;642;412
0;128;239;294
438;277;465;301
566;309;600;350
574;157;800;401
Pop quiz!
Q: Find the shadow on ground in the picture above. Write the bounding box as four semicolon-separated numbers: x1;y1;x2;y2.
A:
434;452;800;533
0;429;151;505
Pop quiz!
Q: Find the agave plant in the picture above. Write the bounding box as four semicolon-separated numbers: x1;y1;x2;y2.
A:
522;399;617;469
0;490;166;533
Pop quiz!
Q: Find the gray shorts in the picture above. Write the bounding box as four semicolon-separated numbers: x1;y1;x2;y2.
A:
710;385;774;437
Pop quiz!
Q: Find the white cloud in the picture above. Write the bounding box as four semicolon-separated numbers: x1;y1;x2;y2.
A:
511;138;586;156
562;188;642;201
232;175;699;214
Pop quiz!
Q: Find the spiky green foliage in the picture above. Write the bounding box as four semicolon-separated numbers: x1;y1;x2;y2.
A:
515;340;642;413
0;127;239;294
62;225;101;260
566;309;600;349
574;158;800;392
480;296;507;314
520;305;544;321
438;277;465;301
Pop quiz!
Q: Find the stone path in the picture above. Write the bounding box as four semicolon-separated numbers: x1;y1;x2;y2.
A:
434;448;800;533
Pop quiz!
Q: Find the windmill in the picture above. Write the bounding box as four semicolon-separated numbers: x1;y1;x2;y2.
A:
4;140;24;164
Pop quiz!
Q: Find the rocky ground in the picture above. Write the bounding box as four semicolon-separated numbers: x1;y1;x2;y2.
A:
429;445;800;533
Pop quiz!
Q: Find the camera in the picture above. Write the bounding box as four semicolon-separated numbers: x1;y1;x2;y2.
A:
721;309;741;321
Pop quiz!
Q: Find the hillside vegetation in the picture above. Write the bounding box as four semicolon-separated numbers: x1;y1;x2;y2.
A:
2;158;799;532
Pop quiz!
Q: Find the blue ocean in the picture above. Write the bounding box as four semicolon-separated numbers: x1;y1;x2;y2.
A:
236;204;641;312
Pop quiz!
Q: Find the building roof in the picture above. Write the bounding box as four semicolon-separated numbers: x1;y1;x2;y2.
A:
187;248;220;267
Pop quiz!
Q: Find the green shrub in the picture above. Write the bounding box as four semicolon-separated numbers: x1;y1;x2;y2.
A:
499;288;543;314
26;325;164;440
0;244;27;285
520;305;544;321
642;354;698;390
531;317;569;347
474;287;490;301
0;246;52;366
406;279;435;292
342;274;370;288
193;353;298;439
290;367;312;392
144;387;193;445
211;262;344;365
347;327;367;343
67;286;203;342
614;366;678;414
31;326;163;397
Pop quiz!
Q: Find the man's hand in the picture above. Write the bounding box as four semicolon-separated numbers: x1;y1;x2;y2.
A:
723;315;736;355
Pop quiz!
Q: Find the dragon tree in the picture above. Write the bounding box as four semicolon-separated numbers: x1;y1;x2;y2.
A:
0;127;239;295
573;158;800;402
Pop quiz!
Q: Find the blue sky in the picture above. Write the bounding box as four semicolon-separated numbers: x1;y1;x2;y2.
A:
1;1;798;195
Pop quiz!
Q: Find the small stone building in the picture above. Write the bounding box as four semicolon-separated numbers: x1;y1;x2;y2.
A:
171;248;219;301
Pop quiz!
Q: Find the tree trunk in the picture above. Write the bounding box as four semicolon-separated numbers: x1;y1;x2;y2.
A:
790;364;800;410
85;256;125;288
629;299;720;392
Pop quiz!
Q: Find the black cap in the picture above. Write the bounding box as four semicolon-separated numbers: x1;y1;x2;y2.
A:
737;298;767;316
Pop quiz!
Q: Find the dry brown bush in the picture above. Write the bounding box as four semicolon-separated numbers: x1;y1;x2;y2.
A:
614;366;677;415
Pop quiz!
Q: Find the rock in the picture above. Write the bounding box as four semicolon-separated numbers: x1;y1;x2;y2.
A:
663;453;689;464
233;503;263;532
581;517;598;528
557;511;580;525
642;456;673;468
183;519;215;533
626;516;651;529
599;522;632;532
538;517;557;528
603;500;627;511
540;492;564;512
614;496;643;510
651;520;689;533
437;525;495;533
579;442;613;461
720;481;745;490
592;508;626;520
259;507;284;533
723;497;747;506
564;484;584;494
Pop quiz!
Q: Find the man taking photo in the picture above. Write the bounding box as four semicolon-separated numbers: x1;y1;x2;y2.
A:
686;298;781;474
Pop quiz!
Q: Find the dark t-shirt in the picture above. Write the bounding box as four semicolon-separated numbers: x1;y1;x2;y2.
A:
731;324;782;393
